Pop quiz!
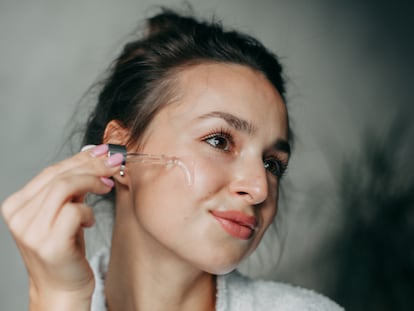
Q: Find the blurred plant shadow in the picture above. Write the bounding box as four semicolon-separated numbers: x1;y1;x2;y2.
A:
326;113;414;310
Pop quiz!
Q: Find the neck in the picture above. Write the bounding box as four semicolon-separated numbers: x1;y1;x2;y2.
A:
104;204;216;311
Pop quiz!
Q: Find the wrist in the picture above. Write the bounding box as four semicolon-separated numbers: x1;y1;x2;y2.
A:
29;285;93;311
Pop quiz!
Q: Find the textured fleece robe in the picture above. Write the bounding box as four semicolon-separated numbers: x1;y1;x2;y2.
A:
90;248;344;311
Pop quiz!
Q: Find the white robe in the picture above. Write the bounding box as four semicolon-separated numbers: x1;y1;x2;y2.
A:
89;248;344;311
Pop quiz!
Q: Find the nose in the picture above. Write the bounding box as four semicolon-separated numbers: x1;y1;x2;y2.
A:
228;157;269;205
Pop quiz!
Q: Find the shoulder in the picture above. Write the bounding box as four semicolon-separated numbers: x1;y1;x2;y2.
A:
217;271;344;311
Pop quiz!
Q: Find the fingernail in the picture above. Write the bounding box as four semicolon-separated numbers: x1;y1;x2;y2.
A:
91;144;109;157
81;144;96;152
106;153;124;167
82;216;96;227
100;177;114;188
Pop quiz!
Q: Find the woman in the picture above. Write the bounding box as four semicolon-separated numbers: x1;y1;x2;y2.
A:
1;9;343;311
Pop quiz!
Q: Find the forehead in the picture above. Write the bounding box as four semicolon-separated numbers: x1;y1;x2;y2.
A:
168;62;288;137
175;62;281;104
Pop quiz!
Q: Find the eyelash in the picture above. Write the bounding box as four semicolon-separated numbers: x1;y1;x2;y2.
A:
202;128;235;152
202;129;288;178
263;156;288;178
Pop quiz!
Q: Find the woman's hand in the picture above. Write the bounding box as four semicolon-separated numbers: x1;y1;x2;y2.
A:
1;144;124;311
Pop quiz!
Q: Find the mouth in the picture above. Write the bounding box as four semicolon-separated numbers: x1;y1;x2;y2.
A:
210;210;257;240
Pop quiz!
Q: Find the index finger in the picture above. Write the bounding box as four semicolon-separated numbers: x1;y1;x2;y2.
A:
2;144;113;218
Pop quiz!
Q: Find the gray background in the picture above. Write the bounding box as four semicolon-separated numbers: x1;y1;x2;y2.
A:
1;0;412;310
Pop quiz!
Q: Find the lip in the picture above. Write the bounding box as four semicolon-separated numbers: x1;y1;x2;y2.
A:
210;210;257;240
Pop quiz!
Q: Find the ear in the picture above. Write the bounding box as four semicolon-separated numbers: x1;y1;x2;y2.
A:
103;120;130;186
103;120;130;145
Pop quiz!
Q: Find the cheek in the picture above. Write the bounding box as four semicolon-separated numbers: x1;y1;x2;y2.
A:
127;152;224;221
262;203;278;228
190;155;230;197
263;185;279;225
254;189;278;239
265;180;279;216
247;203;278;255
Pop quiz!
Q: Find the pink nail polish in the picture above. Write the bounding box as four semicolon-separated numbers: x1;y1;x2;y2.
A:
91;144;109;157
100;177;114;188
106;153;124;167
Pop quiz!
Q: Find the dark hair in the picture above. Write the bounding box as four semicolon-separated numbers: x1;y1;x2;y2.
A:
82;9;288;149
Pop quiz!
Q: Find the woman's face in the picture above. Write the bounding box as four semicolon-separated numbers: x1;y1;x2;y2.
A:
125;63;289;274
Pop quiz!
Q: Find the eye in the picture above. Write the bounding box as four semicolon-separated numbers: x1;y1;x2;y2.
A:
203;130;234;152
204;135;230;151
263;157;287;178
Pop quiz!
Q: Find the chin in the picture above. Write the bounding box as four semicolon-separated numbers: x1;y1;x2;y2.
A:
201;260;239;275
193;247;252;275
207;266;238;275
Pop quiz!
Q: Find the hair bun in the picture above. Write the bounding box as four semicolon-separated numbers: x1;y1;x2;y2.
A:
145;9;198;37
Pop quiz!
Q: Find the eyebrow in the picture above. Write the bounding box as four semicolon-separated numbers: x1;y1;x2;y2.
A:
274;139;291;157
198;111;256;134
198;111;291;156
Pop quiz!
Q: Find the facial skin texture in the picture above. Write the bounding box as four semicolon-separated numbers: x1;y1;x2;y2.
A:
111;63;289;277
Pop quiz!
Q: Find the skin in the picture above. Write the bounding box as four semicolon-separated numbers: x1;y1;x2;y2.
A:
1;63;289;311
1;145;124;311
105;63;289;311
